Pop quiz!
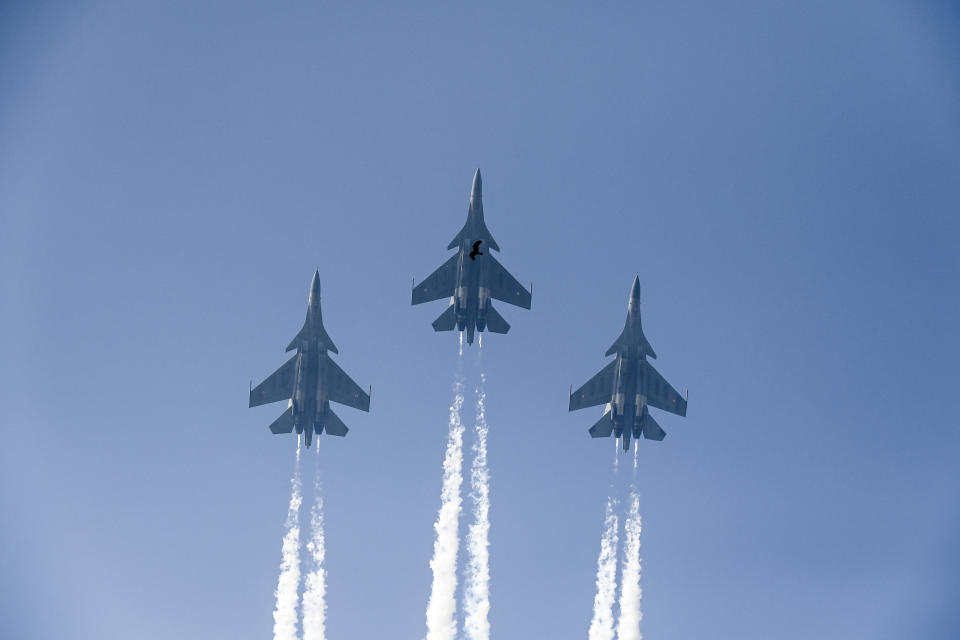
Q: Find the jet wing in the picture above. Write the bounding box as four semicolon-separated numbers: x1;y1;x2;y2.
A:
412;254;459;305
325;357;370;412
569;360;616;411
250;354;297;407
487;255;531;309
641;360;687;416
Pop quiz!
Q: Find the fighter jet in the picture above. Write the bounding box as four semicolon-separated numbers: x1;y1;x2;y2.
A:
569;277;687;451
412;169;532;345
249;271;370;447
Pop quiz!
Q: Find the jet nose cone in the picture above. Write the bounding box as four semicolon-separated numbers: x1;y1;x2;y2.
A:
630;276;641;301
471;168;482;200
309;270;321;303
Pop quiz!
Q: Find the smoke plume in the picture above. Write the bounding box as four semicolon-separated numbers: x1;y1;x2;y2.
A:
464;372;491;640
615;493;643;640
588;497;620;640
273;445;303;640
302;459;328;640
425;371;466;640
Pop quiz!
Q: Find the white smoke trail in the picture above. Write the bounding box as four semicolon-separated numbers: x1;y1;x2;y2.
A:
615;493;643;640
633;439;638;471
425;371;466;640
464;372;491;640
302;456;328;640
273;445;303;640
588;497;620;640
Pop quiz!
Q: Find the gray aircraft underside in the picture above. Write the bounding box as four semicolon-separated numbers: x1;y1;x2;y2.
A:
569;276;687;451
412;169;532;345
249;271;370;448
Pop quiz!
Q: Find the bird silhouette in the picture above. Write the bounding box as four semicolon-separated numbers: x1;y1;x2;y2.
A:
469;240;484;261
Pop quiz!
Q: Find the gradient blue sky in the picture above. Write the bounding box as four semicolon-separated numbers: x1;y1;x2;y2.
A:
2;2;959;639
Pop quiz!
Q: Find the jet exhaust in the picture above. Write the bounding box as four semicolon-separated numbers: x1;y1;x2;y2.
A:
273;446;303;640
425;368;466;640
588;496;620;640
302;457;328;640
464;371;491;640
615;493;643;640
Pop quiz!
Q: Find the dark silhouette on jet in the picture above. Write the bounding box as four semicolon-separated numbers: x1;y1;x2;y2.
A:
249;271;370;448
569;277;687;451
412;169;531;345
469;240;484;261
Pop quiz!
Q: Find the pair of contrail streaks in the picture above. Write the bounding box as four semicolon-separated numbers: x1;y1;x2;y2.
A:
589;456;644;640
426;344;494;640
272;441;328;640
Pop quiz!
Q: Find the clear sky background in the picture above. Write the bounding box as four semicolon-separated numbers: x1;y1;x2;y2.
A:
2;2;959;639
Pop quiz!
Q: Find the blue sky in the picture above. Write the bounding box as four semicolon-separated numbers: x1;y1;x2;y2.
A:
1;2;958;638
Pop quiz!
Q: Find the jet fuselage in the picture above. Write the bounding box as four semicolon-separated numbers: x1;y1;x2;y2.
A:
608;345;655;451
451;238;494;345
290;340;333;448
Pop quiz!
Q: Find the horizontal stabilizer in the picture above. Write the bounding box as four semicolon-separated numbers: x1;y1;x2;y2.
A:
484;304;510;334
323;409;349;437
432;303;457;332
588;411;614;438
642;412;666;441
269;407;296;434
